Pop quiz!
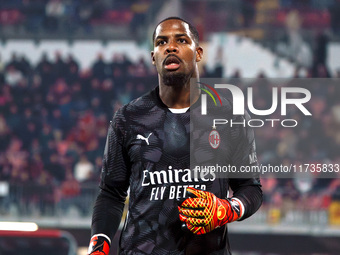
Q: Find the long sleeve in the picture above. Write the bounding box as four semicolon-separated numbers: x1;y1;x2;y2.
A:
91;108;130;240
229;112;263;220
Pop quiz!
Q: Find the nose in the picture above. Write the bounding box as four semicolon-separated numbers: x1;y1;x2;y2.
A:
166;41;178;53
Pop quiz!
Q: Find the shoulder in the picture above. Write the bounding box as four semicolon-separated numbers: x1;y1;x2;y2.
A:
112;88;159;125
206;94;234;118
124;89;157;113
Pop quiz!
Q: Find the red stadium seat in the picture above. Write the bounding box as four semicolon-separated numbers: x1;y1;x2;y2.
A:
90;10;133;25
275;8;330;29
0;10;23;25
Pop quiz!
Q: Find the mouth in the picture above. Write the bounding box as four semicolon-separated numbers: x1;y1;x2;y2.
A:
164;55;181;70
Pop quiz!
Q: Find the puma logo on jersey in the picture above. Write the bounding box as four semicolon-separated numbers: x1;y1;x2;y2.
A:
137;133;153;145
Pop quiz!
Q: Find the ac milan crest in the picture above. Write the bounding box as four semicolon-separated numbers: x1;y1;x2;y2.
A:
209;129;220;149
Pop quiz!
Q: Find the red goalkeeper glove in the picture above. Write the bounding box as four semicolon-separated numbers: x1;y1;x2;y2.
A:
88;234;110;255
178;187;244;235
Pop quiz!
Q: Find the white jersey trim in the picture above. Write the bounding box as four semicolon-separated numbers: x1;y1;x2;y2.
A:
168;107;189;114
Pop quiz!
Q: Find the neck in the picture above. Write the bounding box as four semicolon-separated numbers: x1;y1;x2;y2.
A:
158;75;200;109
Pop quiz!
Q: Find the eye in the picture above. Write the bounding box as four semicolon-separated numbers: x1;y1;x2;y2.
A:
178;38;187;43
156;40;166;46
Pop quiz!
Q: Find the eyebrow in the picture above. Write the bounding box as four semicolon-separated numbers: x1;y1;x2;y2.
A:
155;33;190;41
175;33;188;38
155;35;168;41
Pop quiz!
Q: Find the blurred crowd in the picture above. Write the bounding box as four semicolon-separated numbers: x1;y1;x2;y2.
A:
1;0;339;42
0;0;151;37
0;49;339;219
240;76;340;214
0;0;340;220
0;51;156;215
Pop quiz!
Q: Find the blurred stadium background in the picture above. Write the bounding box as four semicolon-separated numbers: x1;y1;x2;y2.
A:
0;0;340;254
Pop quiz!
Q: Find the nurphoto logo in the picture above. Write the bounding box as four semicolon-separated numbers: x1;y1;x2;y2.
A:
200;83;312;128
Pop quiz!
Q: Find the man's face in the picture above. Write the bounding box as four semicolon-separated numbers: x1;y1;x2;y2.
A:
151;19;203;86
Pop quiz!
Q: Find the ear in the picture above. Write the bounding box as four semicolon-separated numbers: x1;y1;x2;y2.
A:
195;46;203;62
151;51;155;66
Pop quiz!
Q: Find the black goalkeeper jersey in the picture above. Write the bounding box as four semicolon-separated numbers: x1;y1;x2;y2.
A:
95;86;262;255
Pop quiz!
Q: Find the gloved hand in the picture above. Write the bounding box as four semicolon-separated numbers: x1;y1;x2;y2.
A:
88;235;110;255
178;187;244;235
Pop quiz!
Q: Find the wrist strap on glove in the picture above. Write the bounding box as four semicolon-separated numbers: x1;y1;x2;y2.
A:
88;234;111;255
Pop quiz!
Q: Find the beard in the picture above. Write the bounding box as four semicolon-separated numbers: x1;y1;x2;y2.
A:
162;72;190;88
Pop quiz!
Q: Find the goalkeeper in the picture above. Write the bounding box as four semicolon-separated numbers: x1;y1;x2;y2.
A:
88;17;262;255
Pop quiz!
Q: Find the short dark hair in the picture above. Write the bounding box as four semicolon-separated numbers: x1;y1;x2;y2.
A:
152;16;199;45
